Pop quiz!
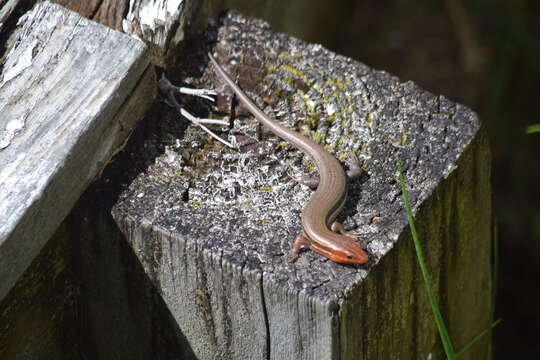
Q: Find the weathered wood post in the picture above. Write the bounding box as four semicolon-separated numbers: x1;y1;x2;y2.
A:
109;10;492;360
0;2;154;357
0;2;491;359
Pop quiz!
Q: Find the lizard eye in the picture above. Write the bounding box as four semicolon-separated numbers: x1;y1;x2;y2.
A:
347;255;353;259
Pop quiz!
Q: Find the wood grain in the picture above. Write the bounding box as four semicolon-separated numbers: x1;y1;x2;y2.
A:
110;10;492;360
0;1;152;300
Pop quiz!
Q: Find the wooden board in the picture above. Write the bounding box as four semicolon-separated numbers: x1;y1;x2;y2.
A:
0;1;152;300
121;0;197;64
108;9;491;360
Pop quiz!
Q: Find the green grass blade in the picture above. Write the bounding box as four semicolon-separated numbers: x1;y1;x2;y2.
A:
526;123;540;134
397;160;456;359
456;319;502;358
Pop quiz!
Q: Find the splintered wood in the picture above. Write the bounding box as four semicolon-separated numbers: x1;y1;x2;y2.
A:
0;1;153;300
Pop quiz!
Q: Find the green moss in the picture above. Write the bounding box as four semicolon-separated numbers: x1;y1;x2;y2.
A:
281;65;305;78
300;128;323;143
275;141;289;150
367;113;374;126
311;132;323;144
267;65;279;74
278;52;292;60
391;130;409;147
304;161;317;173
308;116;319;129
335;137;345;151
326;115;336;126
193;151;205;161
341;111;348;129
338;152;350;161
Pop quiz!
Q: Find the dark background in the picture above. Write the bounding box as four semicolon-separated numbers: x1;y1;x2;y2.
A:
338;1;539;358
239;0;539;358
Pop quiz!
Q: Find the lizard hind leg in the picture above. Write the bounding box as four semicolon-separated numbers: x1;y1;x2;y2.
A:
287;234;311;262
290;171;319;190
331;221;360;239
345;153;364;181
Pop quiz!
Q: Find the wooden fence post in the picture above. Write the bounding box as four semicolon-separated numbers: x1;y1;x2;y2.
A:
109;10;492;359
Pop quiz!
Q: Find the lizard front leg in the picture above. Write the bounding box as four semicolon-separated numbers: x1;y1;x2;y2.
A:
287;234;311;262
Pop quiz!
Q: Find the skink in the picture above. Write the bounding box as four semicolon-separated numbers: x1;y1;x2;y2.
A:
209;53;368;264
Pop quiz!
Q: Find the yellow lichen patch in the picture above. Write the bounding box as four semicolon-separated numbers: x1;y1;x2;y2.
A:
278;52;292;60
335;137;345;151
391;130;409;147
354;145;365;155
338;152;350;162
281;65;312;86
256;187;273;192
367;113;375;127
303;159;317;173
189;200;204;206
340;108;348;129
267;65;279;74
193;151;205;161
306;116;318;130
326;115;336;127
204;142;221;150
275;141;289;150
281;65;305;78
260;218;271;223
300;129;323;144
311;131;323;144
283;77;294;86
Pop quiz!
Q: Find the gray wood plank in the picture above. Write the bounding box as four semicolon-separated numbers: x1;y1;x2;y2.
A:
0;1;152;300
111;10;492;359
122;0;199;64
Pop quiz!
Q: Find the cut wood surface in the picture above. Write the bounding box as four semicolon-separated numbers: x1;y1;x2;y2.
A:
0;1;152;300
0;0;199;66
110;10;492;359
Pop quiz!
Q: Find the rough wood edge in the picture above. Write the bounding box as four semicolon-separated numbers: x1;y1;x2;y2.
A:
0;1;152;300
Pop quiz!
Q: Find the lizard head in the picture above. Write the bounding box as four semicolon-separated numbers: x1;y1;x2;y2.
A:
331;235;369;264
